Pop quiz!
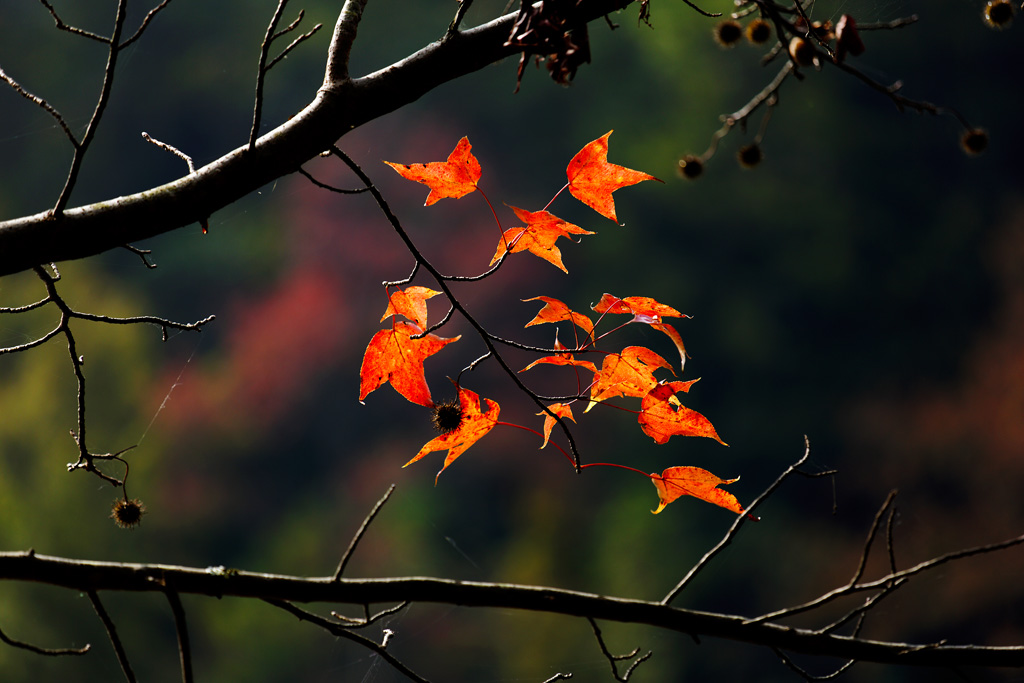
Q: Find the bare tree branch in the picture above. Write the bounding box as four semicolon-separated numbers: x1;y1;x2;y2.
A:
0;622;90;656
88;590;136;683
2;550;1022;668
334;484;397;581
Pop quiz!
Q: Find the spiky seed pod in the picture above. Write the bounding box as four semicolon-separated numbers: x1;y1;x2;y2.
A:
431;400;463;433
678;155;704;180
713;20;743;47
960;128;989;155
788;37;816;67
111;498;145;529
983;0;1014;28
737;144;764;169
745;18;773;45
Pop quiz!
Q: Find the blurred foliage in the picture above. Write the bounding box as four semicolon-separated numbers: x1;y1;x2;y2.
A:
1;0;1023;681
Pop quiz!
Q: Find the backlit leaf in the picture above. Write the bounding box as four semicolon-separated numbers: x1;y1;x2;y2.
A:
537;403;575;449
650;466;746;516
523;296;595;338
566;131;660;222
586;346;674;412
405;385;500;482
638;381;726;445
380;286;442;329
593;293;689;369
384;137;481;206
358;321;460;407
490;207;594;273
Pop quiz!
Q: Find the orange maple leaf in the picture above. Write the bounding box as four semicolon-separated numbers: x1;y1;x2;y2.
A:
537;403;575;449
523;296;595;341
490;207;594;273
586;346;674;412
358;321;460;407
520;336;598;374
380;286;442;329
638;380;726;445
650;466;747;516
592;293;689;369
566;131;660;223
384;137;481;206
404;385;500;482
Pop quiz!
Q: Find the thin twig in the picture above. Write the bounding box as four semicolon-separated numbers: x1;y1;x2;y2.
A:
0;623;90;656
88;590;136;683
298;167;369;194
266;24;324;72
142;132;196;174
0;67;78;146
334;484;396;580
38;0;108;42
773;648;856;680
53;0;129;215
120;0;175;49
163;589;193;683
263;599;430;683
588;618;652;681
250;0;290;150
122;245;158;269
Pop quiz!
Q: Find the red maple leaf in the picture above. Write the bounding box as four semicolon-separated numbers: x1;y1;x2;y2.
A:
638;380;726;445
587;346;674;412
566;131;660;223
490;207;594;273
650;466;748;516
523;296;595;339
536;403;575;449
592;293;689;369
358;321;460;407
404;384;500;482
380;286;441;329
384;137;482;206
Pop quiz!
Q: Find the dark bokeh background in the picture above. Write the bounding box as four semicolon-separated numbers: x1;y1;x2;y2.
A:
1;1;1022;681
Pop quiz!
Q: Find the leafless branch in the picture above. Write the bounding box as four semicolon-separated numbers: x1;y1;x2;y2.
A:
263;599;430;683
588;618;652;681
164;589;194;683
120;0;175;49
52;0;130;215
142;132;196;174
0;623;90;656
3;550;1023;668
0;66;79;146
661;436;813;604
88;590;136;683
266;23;324;72
38;0;108;42
334;484;397;580
249;0;291;150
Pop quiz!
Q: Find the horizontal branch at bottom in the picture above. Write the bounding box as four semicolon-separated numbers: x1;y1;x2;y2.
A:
1;550;1021;669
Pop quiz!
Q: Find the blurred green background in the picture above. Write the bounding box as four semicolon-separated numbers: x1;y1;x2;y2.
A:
1;0;1023;681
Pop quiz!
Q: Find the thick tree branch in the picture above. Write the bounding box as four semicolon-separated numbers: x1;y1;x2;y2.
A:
0;0;633;276
2;550;1022;669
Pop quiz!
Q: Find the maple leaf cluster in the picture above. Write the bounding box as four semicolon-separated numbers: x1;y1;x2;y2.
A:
358;133;752;519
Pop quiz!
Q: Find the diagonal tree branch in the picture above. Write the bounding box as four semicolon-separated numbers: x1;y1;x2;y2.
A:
0;0;634;276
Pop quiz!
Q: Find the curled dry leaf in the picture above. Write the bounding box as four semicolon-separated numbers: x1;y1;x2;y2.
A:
384;137;481;206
